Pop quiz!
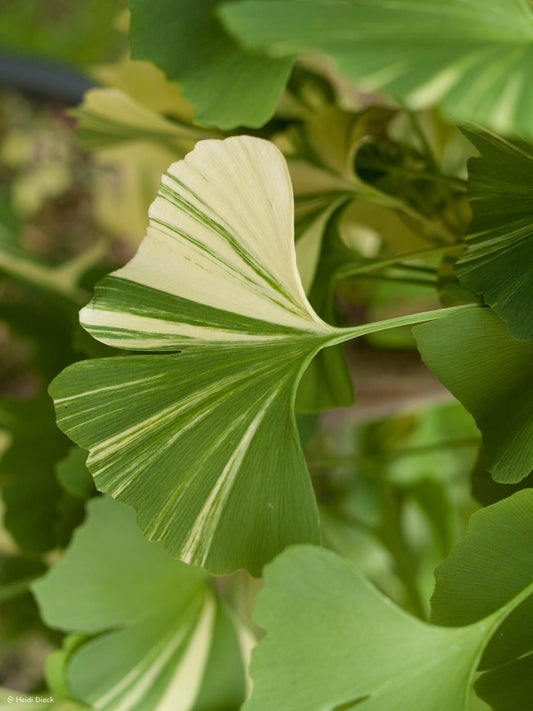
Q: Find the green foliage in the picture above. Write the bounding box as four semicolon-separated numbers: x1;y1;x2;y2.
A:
1;1;532;707
455;129;533;340
244;495;533;710
33;497;247;710
414;308;533;483
221;0;533;139
0;0;127;67
130;0;293;128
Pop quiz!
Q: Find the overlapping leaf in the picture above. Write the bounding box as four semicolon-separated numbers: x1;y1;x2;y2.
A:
431;490;533;670
244;492;533;711
456;129;533;340
130;0;293;129
50;136;337;575
72;88;203;152
221;0;533;139
414;308;533;483
33;496;246;711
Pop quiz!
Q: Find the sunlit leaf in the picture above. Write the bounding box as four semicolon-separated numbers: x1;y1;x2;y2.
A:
33;496;247;711
130;0;293;129
221;0;533;138
456;128;533;340
244;540;533;711
50;136;338;575
414;308;533;483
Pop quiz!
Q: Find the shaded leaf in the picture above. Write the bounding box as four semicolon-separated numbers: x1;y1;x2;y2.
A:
414;307;533;483
33;496;246;711
471;449;533;507
0;394;70;554
221;0;533;138
431;490;533;669
55;448;95;501
130;0;293;129
456;128;533;340
72;87;205;152
475;653;533;711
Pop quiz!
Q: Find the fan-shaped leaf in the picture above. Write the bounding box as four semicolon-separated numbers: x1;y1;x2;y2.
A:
33;496;247;711
414;308;533;483
456;129;533;340
221;0;533;139
244;537;533;711
50;136;336;575
130;0;293;129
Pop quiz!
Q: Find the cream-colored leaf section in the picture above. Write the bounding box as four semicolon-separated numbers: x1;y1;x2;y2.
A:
82;137;329;337
80;308;288;348
92;597;215;711
156;596;216;711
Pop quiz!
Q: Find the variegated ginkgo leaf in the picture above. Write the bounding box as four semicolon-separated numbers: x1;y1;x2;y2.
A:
50;136;338;576
33;496;247;711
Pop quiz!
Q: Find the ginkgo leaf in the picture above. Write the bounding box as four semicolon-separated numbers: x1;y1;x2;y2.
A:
455;128;533;340
130;0;293;129
33;496;247;711
414;308;533;483
220;0;533;139
243;539;533;711
71;87;205;152
431;489;533;670
50;136;337;575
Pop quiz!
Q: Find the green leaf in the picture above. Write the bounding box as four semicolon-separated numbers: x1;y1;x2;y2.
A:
244;543;532;711
130;0;293;129
33;496;247;711
220;0;533;138
475;653;533;711
455;129;533;340
431;490;533;669
55;447;95;501
0;394;70;555
288;106;395;411
470;449;533;507
50;136;337;575
414;308;533;483
72;87;207;152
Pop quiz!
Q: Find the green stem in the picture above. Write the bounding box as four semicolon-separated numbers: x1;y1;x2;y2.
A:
308;438;480;469
334;244;460;283
376;487;427;619
405;108;439;169
0;252;89;304
0;574;40;603
342;273;437;289
327;303;479;347
357;157;467;191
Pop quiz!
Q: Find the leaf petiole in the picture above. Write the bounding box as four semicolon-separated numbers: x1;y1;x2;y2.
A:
326;302;480;347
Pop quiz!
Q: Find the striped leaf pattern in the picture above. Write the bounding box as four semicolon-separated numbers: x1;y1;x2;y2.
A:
51;137;334;575
456;129;533;341
33;497;247;711
220;0;533;139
